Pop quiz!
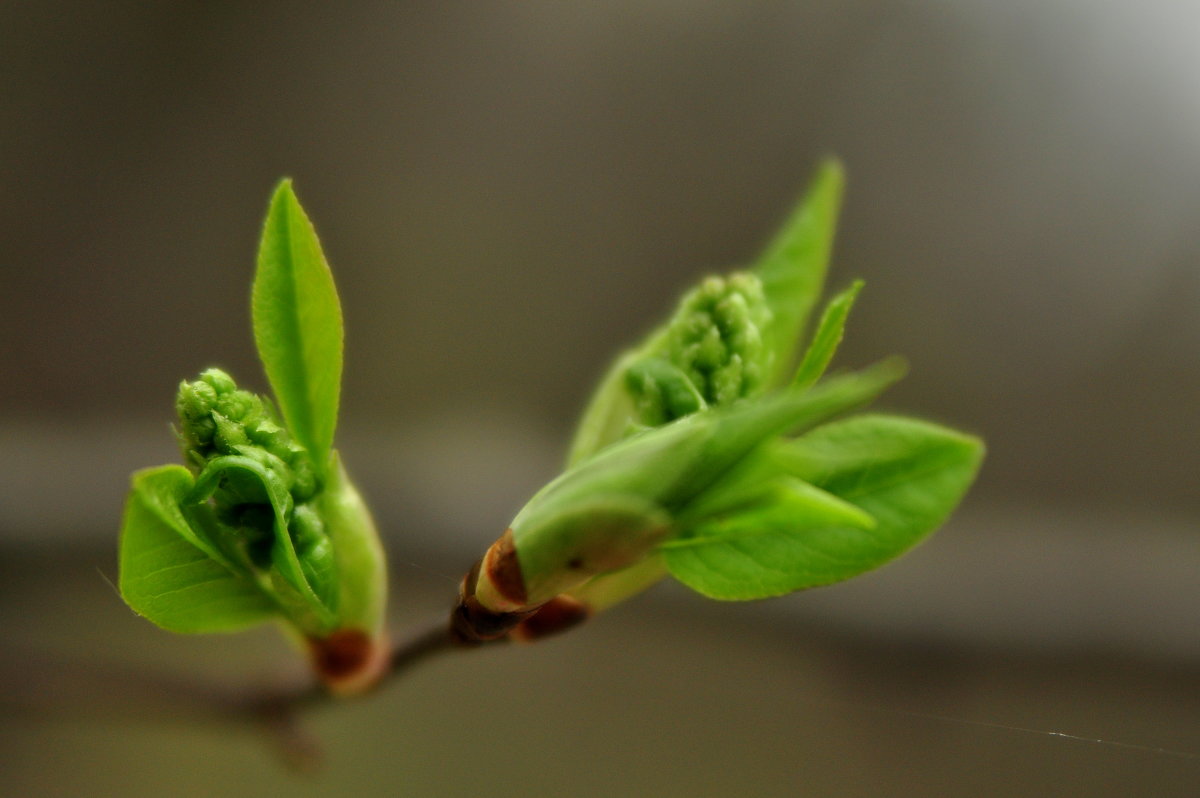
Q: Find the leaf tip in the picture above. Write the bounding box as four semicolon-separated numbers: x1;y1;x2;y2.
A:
864;355;909;388
813;155;846;193
272;175;296;196
265;178;303;223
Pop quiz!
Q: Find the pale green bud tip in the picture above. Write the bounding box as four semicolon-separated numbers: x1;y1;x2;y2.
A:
628;272;772;426
670;273;769;401
175;368;318;503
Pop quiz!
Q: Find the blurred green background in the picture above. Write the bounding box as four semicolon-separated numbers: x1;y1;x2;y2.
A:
2;2;1197;796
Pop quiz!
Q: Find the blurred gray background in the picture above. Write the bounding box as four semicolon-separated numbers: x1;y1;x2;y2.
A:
1;2;1197;796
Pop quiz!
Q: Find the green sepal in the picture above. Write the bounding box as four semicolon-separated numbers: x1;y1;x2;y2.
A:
118;466;277;634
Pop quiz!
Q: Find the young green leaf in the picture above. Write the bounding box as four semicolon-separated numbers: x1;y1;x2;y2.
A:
252;180;343;473
661;479;877;600
189;455;338;632
791;279;863;391
523;360;902;531
119;466;277;633
316;453;389;635
511;494;672;607
662;414;983;600
776;414;985;538
755;158;845;386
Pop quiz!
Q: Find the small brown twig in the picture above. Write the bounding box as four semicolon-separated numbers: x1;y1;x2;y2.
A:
0;615;485;770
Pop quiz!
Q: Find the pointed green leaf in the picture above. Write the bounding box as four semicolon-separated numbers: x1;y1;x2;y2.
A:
663;414;983;600
252;180;343;473
507;362;902;606
625;356;708;426
756;158;845;386
776;414;984;536
567;349;643;467
792;279;863;391
662;478;876;600
119;466;277;633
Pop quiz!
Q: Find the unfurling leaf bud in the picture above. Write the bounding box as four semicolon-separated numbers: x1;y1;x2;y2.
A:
174;368;339;632
176;368;318;503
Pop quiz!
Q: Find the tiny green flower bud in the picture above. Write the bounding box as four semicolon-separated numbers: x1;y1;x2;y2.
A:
664;272;770;411
217;390;259;427
245;417;285;449
175;380;218;450
199;367;237;395
290;503;337;610
211;411;250;454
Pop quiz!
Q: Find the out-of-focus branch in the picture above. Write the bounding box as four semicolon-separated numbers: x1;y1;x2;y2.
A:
1;616;479;770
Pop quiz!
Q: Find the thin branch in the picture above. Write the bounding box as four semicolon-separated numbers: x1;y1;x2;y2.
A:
0;615;482;769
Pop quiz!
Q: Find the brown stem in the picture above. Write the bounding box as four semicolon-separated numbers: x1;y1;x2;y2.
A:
0;616;483;770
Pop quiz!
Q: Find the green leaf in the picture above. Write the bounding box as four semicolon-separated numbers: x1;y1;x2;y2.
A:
252;180;343;474
317;453;389;635
521;361;902;534
662;479;877;600
567;349;642;467
791;279;863;391
190;456;337;631
568;554;669;612
662;414;983;600
508;361;902;605
755;158;845;386
118;466;276;633
625;356;707;425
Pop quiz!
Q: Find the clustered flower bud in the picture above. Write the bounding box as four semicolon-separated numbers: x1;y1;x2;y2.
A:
176;368;317;502
627;272;772;427
175;368;334;607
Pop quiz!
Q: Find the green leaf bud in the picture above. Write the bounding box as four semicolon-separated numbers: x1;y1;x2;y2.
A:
457;364;903;641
